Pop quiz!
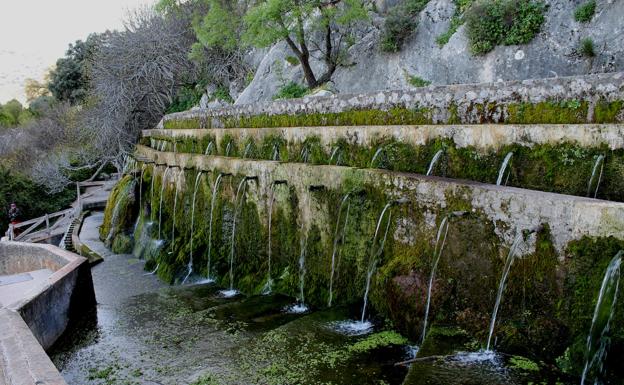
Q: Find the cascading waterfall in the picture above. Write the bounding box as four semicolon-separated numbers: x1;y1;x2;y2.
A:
580;250;622;385
426;149;444;176
328;192;352;307
207;173;226;280
361;202;396;322
158;166;171;239
486;227;539;351
587;154;605;198
222;177;252;297
370;147;384;168
183;171;207;284
204;141;215;155
496;152;513;186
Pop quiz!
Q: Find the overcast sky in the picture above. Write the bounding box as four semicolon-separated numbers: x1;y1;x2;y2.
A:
0;0;155;105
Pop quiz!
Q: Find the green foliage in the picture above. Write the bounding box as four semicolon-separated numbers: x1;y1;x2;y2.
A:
407;75;431;87
272;82;309;100
166;84;205;114
0;99;33;128
579;37;596;57
193;0;241;51
0;167;75;233
48;34;101;104
211;85;234;103
574;0;596;23
465;0;546;55
380;0;429;52
285;56;299;66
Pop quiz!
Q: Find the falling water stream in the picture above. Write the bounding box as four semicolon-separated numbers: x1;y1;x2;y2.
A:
183;171;207;284
264;181;287;294
138;164;146;211
496;152;513;186
370;147;384;168
329;147;340;165
243;143;252;159
272;144;280;161
587;154;605;198
420;214;451;343
486;227;539;351
205;141;215;155
361;202;395;322
426;150;444;176
158;166;171;239
170;168;183;254
207;173;226;280
223;177;253;297
328;192;353;307
225;141;233;157
580;250;622;385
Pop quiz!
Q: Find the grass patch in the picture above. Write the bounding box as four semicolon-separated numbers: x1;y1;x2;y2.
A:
574;0;596;23
407;75;431;87
273;82;309;100
579;37;596;57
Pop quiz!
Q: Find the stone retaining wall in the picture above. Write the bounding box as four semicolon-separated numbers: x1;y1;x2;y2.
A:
162;72;624;128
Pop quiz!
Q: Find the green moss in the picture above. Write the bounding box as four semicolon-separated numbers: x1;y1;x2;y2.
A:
574;0;596;23
507;100;588;124
112;234;133;254
348;331;408;353
509;356;540;371
100;175;137;246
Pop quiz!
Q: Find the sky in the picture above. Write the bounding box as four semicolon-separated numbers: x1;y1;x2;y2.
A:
0;0;156;105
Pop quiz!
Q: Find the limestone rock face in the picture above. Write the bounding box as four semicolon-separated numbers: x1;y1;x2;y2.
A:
235;0;624;105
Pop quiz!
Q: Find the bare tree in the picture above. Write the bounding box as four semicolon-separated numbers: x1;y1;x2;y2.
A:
87;6;199;164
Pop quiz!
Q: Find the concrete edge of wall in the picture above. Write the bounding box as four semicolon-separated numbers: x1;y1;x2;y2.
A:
0;242;96;384
0;309;67;385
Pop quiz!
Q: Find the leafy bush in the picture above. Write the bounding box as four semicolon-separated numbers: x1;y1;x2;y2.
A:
380;0;430;52
166;84;205;113
574;0;596;23
211;85;234;104
273;82;309;100
465;0;546;55
285;56;299;66
579;37;596;57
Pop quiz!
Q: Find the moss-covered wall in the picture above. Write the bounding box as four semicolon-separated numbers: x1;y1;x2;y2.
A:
143;126;624;202
105;146;624;374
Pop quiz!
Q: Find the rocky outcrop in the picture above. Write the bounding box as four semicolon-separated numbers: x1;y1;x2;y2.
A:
236;0;624;105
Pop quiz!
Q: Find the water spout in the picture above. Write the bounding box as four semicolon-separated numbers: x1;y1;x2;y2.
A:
496;152;513;186
329;147;341;165
300;146;310;163
369;147;384;168
580;250;622;385
587;154;605;198
426;150;444;176
243;142;252;159
225;141;233;157
138;164;146;211
170;168;183;254
361;202;395;322
204;141;215;155
158;166;171;239
328;192;353;307
272;144;280;161
226;177;253;293
486;227;539;351
206;173;226;280
264;180;287;294
183;171;208;284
